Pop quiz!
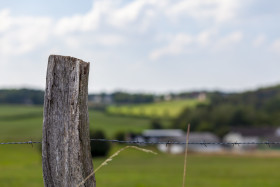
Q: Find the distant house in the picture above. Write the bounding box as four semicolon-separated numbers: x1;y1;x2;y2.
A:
223;132;259;151
103;95;113;104
142;129;185;154
143;129;185;140
224;127;280;151
187;132;222;152
163;94;172;101
197;93;207;101
88;94;113;105
90;95;102;104
141;130;222;154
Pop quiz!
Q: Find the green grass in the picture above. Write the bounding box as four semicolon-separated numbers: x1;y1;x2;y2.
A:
95;147;280;187
0;105;150;140
107;99;208;119
1;104;280;187
0;145;43;187
89;111;150;137
0;105;43;118
0;145;279;187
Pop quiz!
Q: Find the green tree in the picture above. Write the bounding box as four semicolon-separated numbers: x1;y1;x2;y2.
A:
150;118;163;129
90;130;111;157
114;131;126;141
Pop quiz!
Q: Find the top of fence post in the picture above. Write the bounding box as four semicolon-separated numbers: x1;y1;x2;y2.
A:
42;55;95;187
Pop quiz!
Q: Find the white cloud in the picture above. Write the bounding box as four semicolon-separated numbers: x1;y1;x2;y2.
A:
150;30;243;60
213;31;243;51
54;1;112;35
94;34;126;46
0;0;247;63
149;33;193;60
0;9;12;32
54;0;243;35
196;29;217;47
61;33;126;51
0;10;52;55
0;0;246;58
166;0;241;23
106;0;167;31
2;0;280;93
108;0;147;28
54;0;162;34
0;0;135;57
252;35;266;47
271;39;280;53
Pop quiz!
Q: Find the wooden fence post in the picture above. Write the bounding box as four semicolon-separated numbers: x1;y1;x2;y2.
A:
42;55;96;187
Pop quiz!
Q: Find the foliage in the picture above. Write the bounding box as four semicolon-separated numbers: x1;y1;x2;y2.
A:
0;89;155;106
111;92;154;104
150;118;164;129
173;85;280;136
0;89;44;105
114;131;126;141
90;130;111;157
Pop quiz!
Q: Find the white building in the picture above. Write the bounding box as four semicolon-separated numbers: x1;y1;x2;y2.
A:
142;130;222;154
223;127;280;151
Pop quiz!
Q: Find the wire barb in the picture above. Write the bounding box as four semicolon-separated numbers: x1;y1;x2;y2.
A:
166;140;171;147
265;141;271;148
200;141;207;147
28;138;33;147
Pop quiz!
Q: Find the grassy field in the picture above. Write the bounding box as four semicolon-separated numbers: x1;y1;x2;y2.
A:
0;105;150;140
1;104;280;187
0;145;280;187
89;111;150;137
107;99;208;119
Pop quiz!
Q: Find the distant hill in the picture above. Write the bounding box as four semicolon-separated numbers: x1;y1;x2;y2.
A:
107;98;209;119
0;89;156;105
2;85;280;138
210;85;280;108
0;89;44;105
173;85;280;137
1;84;280;109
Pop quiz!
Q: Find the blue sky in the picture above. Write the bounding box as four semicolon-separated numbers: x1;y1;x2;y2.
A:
1;0;280;93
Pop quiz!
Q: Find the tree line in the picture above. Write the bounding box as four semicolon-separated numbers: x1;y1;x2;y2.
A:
2;84;280;137
0;89;156;105
172;85;280;137
0;89;44;105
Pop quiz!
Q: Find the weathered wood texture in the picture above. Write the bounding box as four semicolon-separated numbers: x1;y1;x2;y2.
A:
42;55;95;187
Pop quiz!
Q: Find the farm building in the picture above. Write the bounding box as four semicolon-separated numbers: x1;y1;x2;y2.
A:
141;130;222;154
187;132;222;152
224;127;280;151
142;129;185;154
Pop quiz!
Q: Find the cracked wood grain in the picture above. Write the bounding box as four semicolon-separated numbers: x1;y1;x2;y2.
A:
42;55;96;187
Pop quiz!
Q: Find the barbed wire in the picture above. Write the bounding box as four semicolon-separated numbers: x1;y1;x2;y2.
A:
0;141;41;145
1;139;280;147
90;139;280;147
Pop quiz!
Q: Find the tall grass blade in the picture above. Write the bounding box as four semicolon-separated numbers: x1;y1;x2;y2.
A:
77;146;157;187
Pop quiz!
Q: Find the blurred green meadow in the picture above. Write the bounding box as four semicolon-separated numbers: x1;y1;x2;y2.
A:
1;145;280;187
0;105;150;140
107;98;207;118
0;105;280;187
